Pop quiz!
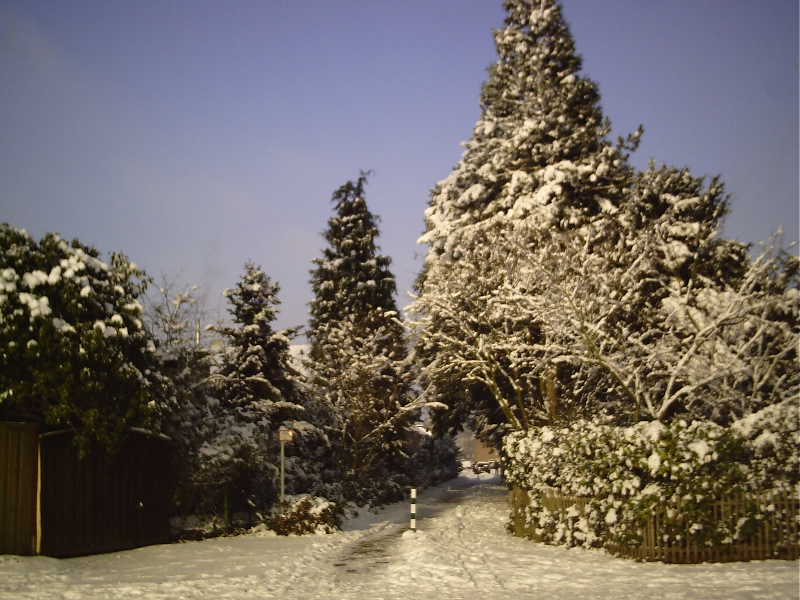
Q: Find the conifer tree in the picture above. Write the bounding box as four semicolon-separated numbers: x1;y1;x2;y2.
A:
309;172;402;348
201;263;312;511
307;173;415;505
415;0;641;445
213;263;303;412
624;163;748;287
413;0;766;440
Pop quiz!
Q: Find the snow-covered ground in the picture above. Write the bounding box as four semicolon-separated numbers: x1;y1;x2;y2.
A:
2;473;797;599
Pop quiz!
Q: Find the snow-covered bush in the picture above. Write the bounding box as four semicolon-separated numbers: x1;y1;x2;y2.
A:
264;495;343;535
503;400;799;553
0;224;165;453
731;400;800;493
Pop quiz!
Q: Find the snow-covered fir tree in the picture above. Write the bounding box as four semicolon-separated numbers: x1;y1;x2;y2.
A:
622;163;749;286
201;262;327;512
307;173;420;505
0;223;165;453
418;0;640;265
412;0;774;442
212;263;302;412
414;0;640;445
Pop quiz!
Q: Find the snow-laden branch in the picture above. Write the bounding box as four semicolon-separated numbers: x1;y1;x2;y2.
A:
411;217;798;427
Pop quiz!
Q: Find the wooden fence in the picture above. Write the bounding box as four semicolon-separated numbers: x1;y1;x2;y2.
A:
510;487;799;563
40;429;175;557
0;423;39;555
1;423;174;557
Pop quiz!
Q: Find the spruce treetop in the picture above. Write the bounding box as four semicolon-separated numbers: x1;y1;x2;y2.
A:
213;262;301;412
222;261;280;335
420;0;641;262
309;172;400;341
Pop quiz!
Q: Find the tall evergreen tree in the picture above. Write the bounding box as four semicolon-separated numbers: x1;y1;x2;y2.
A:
307;173;415;505
412;0;752;443
201;263;312;511
415;0;641;445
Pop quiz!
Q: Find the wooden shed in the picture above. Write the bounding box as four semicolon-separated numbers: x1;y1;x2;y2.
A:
0;423;174;557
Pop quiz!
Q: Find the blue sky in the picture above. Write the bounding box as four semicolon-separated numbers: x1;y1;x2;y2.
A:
1;0;797;334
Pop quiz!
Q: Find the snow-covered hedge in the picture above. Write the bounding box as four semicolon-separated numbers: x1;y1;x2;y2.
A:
0;224;165;452
503;400;799;552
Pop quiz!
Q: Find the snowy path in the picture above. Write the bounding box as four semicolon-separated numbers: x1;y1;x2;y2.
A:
2;474;797;599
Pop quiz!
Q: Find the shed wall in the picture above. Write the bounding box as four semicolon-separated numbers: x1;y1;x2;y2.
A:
40;430;174;557
0;423;39;555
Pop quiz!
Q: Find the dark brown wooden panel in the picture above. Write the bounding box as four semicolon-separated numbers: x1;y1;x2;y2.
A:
0;422;39;555
40;430;174;557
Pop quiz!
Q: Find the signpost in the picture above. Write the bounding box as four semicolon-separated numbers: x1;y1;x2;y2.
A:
278;425;294;505
410;488;417;533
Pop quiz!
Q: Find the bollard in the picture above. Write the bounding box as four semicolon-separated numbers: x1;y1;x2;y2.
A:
410;488;417;532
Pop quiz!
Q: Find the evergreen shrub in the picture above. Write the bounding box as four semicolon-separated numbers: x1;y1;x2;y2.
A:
503;400;799;552
265;495;343;535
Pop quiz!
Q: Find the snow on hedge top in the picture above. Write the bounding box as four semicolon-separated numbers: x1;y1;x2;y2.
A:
0;227;149;341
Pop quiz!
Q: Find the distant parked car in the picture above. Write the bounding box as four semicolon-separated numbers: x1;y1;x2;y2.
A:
471;460;501;476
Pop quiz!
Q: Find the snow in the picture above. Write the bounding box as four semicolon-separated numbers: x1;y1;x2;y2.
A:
22;270;48;289
17;293;51;318
641;420;665;442
688;439;712;462
1;474;795;600
123;300;143;314
51;317;76;334
46;266;61;285
753;430;778;451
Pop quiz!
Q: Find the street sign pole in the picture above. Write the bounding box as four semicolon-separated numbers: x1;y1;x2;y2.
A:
278;425;293;505
280;437;286;505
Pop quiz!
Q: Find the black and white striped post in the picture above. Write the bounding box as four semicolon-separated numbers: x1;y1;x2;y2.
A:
410;488;417;533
